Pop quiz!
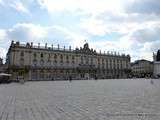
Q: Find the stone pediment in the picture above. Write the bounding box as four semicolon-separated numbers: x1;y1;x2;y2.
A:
75;43;96;54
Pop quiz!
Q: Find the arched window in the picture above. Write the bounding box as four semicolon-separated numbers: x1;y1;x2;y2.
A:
72;56;75;64
54;54;57;63
86;57;89;64
98;58;100;67
34;53;36;57
91;57;93;65
20;58;24;65
20;51;24;56
33;59;37;66
66;55;69;63
41;53;43;58
60;54;63;63
54;54;57;59
106;59;108;69
40;59;44;65
81;56;83;64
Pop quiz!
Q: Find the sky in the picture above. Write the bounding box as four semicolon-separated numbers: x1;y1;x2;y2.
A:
0;0;160;62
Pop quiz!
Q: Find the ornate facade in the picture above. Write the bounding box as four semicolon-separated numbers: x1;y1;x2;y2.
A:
6;41;131;81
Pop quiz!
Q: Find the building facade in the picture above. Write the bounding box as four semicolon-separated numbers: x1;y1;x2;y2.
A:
0;58;8;73
0;58;2;65
0;58;4;73
131;59;153;78
153;50;160;78
6;41;131;81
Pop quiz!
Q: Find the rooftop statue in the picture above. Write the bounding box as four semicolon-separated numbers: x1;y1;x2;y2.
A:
157;49;160;61
84;43;89;49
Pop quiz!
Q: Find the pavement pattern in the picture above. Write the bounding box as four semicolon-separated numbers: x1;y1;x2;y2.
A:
0;79;160;120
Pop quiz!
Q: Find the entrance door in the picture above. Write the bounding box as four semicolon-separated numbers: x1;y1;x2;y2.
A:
85;73;89;79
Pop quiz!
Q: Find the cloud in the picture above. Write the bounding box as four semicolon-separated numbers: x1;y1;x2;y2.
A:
37;0;126;15
84;20;160;62
0;47;7;59
139;40;160;60
126;0;160;15
0;21;159;62
0;29;7;40
7;23;47;42
80;17;109;36
0;0;4;5
117;22;160;61
0;0;160;62
0;0;30;14
0;23;87;57
10;0;30;14
128;21;160;43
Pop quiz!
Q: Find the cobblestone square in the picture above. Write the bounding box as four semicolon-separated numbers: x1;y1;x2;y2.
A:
0;79;160;120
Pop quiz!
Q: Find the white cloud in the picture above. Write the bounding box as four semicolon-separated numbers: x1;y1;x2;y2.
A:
138;41;160;61
126;0;160;15
0;0;30;14
51;26;87;46
80;17;110;36
10;0;30;14
0;21;159;62
37;0;126;15
0;23;87;58
0;0;160;62
0;0;4;5
7;23;47;42
0;47;7;59
0;29;7;40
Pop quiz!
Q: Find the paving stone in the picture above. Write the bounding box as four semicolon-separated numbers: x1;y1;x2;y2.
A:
0;79;160;120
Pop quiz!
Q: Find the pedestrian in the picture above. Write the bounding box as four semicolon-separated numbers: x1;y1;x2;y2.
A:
69;76;72;82
150;79;154;84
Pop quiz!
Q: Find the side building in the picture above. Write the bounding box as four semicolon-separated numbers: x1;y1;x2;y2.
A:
0;58;8;73
153;50;160;78
131;59;153;78
6;41;131;81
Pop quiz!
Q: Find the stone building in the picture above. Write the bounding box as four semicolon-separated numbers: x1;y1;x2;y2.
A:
131;59;153;78
6;41;131;81
153;50;160;78
0;58;2;65
0;58;8;73
0;58;3;73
